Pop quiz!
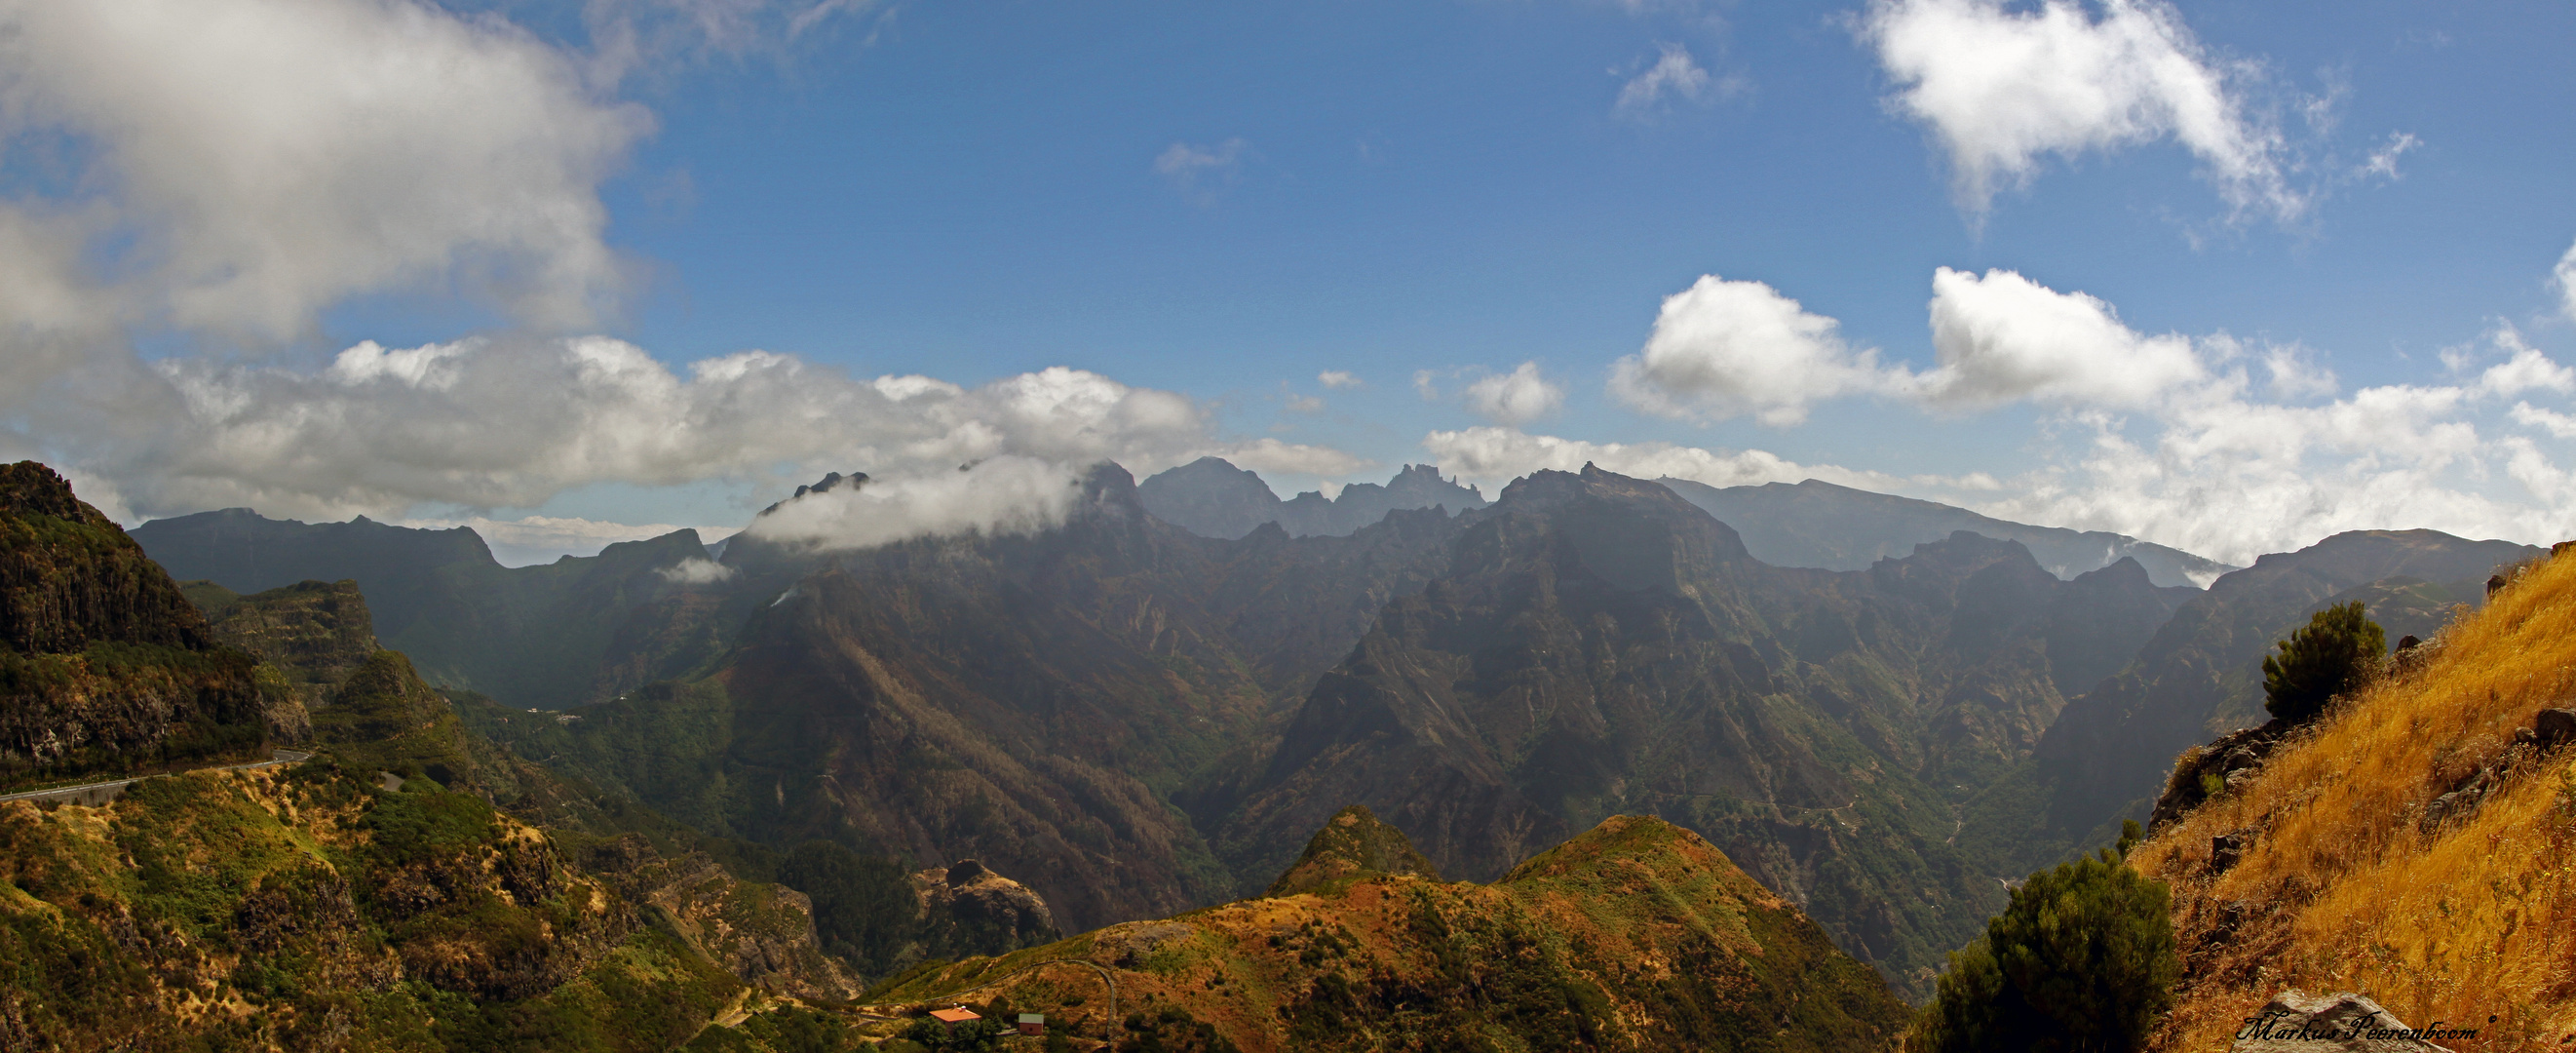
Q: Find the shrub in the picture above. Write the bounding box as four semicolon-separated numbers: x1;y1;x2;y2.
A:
1917;822;2178;1053
2262;601;2386;723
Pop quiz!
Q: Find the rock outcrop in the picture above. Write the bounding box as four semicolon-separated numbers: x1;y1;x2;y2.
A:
913;858;1057;956
2231;990;2461;1051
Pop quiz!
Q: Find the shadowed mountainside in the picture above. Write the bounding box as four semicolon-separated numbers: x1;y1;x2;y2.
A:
1658;477;2234;589
474;465;1472;937
1200;466;2197;994
133;511;728;710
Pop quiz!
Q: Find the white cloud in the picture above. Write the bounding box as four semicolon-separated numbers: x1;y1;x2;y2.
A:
2357;131;2419;181
1285;394;1326;413
1859;0;2298;222
1421;426;1980;496
0;0;649;349
1610;274;1899;426
1463;363;1566;426
2556;238;2576;321
744;455;1086;553
1614;43;1713;118
654;557;739;585
2260;344;2338;400
2511;402;2576;440
1214;438;1374;478
1154;138;1246;200
1413;370;1441;400
37;336;1332;525
1318;370;1363;390
1601;263;2576;564
1914;267;2207;410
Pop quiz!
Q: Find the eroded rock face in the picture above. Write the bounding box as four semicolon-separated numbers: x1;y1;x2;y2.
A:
2232;990;2463;1051
914;859;1057;955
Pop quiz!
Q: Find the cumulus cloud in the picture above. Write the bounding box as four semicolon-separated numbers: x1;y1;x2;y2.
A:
36;335;1295;523
1463;363;1566;426
742;455;1087;552
0;0;648;349
655;557;739;585
1318;370;1363;390
1610;275;1899;425
1614;43;1714;118
1859;0;2297;222
1601;263;2576;563
1913;267;2207;410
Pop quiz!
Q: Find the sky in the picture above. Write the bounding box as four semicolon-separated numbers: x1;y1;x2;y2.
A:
2;0;2573;568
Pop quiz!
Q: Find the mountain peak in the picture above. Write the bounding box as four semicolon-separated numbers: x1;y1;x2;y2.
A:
1265;804;1443;896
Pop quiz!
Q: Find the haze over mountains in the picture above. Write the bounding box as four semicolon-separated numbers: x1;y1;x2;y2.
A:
107;451;2550;1010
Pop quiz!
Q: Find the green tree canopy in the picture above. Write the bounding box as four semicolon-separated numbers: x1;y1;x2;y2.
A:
2261;601;2386;723
1919;821;2179;1053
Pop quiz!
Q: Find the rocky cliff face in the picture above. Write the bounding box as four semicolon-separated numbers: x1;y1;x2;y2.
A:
865;812;1909;1052
0;461;272;789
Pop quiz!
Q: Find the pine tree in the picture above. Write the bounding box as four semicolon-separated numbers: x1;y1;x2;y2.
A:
2261;601;2385;724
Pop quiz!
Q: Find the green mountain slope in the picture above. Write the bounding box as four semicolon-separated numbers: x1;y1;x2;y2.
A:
865;811;1908;1052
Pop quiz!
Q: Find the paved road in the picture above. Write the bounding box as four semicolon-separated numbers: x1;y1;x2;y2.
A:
0;749;314;806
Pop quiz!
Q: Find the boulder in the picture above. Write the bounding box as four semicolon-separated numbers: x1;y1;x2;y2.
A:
2231;989;2462;1051
2536;707;2576;747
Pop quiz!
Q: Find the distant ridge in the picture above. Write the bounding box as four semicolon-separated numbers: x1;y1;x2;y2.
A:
1137;457;1487;539
1657;477;2235;589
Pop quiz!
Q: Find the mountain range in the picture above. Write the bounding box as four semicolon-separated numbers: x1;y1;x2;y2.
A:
114;456;2552;1004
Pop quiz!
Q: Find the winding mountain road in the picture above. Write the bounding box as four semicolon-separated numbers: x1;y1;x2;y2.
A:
0;749;313;806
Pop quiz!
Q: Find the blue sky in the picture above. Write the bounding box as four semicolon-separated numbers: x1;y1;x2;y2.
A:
4;0;2574;566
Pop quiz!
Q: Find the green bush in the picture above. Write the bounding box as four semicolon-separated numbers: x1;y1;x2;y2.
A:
2261;601;2386;723
1917;822;2178;1053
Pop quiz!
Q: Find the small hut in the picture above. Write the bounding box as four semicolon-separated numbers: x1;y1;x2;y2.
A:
1017;1013;1046;1035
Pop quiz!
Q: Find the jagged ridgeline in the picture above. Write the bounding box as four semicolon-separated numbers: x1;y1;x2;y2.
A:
135;458;2239;997
0;461;275;790
865;809;1909;1052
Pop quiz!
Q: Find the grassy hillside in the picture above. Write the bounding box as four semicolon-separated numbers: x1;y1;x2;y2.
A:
863;813;1908;1052
2131;547;2576;1050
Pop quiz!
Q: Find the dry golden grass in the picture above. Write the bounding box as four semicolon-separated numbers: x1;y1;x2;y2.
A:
2132;550;2576;1051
